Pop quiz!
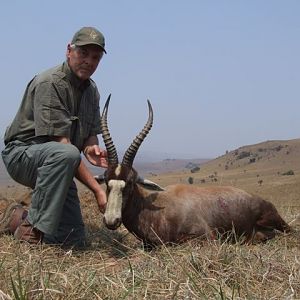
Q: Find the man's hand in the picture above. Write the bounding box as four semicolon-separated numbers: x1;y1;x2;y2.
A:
84;145;108;168
95;188;107;214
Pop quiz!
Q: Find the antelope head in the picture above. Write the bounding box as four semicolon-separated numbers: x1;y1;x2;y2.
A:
97;95;161;230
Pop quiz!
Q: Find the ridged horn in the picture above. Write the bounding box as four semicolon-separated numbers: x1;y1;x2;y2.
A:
100;94;119;165
122;100;153;167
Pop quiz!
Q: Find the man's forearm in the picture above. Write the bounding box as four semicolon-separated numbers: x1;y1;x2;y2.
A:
75;159;107;213
75;159;101;193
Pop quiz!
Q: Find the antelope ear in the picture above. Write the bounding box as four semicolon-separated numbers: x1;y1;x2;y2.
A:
136;176;165;191
94;174;105;184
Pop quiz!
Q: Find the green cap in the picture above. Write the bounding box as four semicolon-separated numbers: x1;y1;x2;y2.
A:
71;27;106;53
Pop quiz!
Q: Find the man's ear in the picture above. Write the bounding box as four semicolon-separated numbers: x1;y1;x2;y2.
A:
136;176;165;191
94;174;105;184
66;43;72;58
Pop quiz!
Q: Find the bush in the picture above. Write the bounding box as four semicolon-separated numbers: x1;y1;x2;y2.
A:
188;177;194;184
185;162;199;169
282;170;295;176
249;158;256;164
190;166;200;173
237;151;251;159
274;145;283;152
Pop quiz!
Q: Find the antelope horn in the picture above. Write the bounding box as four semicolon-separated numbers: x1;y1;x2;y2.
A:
100;94;119;165
122;100;153;167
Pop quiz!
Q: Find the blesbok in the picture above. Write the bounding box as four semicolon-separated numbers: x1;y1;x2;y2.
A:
96;95;290;247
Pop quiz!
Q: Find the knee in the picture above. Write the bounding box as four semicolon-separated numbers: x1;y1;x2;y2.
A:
52;144;81;167
62;144;81;164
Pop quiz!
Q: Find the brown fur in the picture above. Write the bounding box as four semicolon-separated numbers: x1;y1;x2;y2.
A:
102;166;290;246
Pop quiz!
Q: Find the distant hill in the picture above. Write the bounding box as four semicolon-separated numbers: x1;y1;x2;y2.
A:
133;158;209;176
151;138;300;209
178;138;300;187
201;138;300;174
86;157;210;178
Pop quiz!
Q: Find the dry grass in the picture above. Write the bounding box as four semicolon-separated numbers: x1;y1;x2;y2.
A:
0;219;299;299
1;139;300;299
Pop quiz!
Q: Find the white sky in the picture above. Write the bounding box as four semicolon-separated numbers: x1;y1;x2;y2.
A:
1;1;299;159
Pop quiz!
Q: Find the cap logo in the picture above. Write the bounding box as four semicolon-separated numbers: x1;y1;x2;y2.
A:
90;30;98;40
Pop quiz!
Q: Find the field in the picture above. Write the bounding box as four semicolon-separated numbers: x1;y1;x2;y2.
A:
0;139;300;299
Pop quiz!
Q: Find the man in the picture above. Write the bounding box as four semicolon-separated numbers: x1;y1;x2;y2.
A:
1;26;108;247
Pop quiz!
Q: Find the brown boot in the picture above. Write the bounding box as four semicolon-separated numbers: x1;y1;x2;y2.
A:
0;203;28;235
14;219;43;244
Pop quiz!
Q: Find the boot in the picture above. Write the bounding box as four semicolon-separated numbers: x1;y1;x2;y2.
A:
14;219;43;244
0;204;28;235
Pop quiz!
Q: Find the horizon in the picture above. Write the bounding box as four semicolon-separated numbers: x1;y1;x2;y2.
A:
1;1;300;158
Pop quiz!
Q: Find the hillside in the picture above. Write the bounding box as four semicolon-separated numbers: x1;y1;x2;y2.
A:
204;138;300;173
151;138;300;211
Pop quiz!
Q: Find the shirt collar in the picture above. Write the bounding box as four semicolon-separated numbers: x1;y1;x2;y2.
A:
62;61;91;91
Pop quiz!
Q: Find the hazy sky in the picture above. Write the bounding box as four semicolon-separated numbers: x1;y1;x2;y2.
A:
1;1;299;159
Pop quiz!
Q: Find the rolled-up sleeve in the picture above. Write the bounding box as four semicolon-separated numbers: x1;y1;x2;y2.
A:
34;81;72;138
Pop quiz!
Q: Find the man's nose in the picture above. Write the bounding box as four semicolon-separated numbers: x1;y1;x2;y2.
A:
83;56;92;65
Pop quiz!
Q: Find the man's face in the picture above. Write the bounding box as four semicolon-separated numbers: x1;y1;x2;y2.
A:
67;44;104;80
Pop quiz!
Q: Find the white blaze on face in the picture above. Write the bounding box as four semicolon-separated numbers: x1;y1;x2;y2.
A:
104;179;126;226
